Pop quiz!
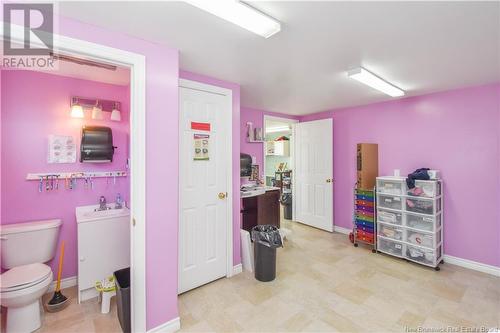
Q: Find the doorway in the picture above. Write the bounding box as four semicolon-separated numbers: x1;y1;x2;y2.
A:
263;116;298;224
2;24;147;331
178;79;233;294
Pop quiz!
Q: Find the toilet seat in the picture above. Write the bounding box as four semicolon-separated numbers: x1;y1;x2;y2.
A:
0;263;52;292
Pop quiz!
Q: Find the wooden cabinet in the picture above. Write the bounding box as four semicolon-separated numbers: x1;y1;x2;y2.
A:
241;189;280;231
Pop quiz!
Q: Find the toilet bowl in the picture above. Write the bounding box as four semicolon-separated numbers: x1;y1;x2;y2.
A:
1;263;54;333
1;219;61;333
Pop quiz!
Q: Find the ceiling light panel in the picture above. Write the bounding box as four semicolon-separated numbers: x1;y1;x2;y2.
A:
348;67;405;97
185;0;281;38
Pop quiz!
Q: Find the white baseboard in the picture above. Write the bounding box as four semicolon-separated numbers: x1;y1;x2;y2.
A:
48;276;77;292
232;264;243;275
333;226;351;235
443;255;500;277
147;317;180;333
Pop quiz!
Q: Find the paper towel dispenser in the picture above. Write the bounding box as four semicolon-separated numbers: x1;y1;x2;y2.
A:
80;126;115;163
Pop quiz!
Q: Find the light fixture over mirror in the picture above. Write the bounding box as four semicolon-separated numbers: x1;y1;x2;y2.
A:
70;99;84;118
70;97;121;122
110;102;121;122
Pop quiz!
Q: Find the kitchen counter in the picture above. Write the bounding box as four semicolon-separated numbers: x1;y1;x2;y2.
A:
240;186;280;198
240;187;281;231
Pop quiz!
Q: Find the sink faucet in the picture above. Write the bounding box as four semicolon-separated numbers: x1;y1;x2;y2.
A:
98;196;107;211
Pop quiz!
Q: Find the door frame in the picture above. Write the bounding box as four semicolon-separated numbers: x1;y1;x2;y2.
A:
2;24;147;332
262;115;298;219
178;78;234;284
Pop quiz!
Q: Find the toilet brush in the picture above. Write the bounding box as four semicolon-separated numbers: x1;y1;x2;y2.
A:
46;241;69;312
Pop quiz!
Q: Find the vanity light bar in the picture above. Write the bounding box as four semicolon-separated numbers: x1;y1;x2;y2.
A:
347;67;405;97
185;0;281;38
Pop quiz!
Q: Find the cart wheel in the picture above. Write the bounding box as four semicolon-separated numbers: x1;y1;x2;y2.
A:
434;266;440;271
371;249;376;253
354;243;358;247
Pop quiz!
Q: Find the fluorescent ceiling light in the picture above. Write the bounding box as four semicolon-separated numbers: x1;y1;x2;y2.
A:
266;125;291;133
347;67;405;97
185;0;281;38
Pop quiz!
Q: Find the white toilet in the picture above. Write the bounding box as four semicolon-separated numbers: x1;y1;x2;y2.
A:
0;219;62;333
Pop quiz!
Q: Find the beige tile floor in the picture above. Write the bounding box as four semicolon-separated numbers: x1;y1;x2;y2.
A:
3;217;498;333
178;219;500;332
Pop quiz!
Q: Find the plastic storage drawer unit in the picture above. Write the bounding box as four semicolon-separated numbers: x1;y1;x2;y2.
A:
377;209;402;225
377;194;403;210
376;178;404;195
405;197;441;215
377;237;404;257
405;212;441;232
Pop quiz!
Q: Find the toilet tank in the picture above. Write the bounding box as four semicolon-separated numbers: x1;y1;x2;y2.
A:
0;219;62;269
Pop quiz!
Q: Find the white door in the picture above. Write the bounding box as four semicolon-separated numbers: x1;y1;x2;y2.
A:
294;119;333;231
178;80;232;294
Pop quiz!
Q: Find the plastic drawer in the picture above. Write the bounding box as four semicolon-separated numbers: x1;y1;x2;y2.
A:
407;180;441;198
355;219;374;228
406;245;441;267
377;194;403;210
356;224;374;233
355;199;374;207
405;230;441;249
356;213;374;222
406;212;441;232
356;205;374;213
377;224;403;241
356;210;374;219
377;178;404;195
405;197;441;215
377;209;402;225
356;194;374;202
356;189;374;197
356;233;374;244
377;237;404;257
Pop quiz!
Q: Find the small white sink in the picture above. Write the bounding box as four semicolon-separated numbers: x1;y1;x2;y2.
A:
76;204;130;223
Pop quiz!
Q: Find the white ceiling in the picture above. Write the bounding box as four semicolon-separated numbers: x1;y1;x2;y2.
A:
58;1;500;115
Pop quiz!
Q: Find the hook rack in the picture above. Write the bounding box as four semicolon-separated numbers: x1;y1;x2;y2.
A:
26;171;127;180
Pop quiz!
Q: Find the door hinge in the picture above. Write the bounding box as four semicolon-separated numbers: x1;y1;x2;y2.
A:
133;218;136;227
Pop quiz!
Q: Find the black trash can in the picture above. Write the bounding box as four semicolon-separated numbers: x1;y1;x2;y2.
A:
281;193;293;220
251;225;283;282
114;267;131;333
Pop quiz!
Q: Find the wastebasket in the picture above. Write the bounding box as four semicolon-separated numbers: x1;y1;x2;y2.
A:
251;225;283;282
114;267;131;333
281;193;293;220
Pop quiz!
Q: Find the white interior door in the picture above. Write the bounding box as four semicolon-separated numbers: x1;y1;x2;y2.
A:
294;119;333;231
179;81;232;294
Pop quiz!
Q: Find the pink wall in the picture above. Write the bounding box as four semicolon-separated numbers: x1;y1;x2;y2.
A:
1;70;130;279
179;70;242;266
51;16;180;330
299;83;500;267
240;107;299;179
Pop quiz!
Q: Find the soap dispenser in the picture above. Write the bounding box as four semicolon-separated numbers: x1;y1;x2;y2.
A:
115;193;123;209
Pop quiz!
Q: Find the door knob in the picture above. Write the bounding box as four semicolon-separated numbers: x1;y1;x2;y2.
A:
326;179;331;183
218;192;227;199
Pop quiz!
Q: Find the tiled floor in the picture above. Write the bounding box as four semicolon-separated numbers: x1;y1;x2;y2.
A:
36;287;122;333
178;219;500;332
4;218;498;333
